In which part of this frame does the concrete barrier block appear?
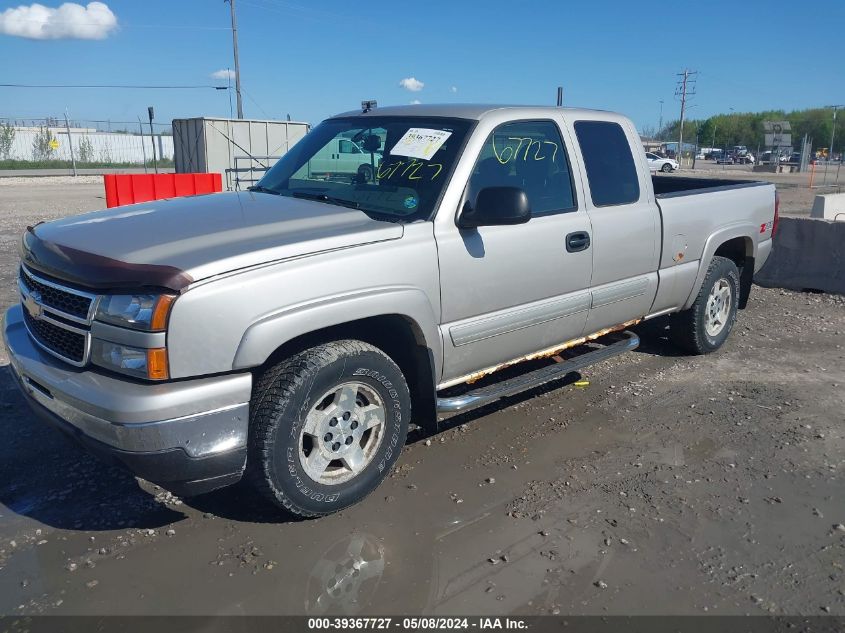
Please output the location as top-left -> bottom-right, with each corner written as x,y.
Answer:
755,217 -> 845,295
810,192 -> 845,221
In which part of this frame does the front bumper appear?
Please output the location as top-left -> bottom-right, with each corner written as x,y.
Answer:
3,304 -> 252,496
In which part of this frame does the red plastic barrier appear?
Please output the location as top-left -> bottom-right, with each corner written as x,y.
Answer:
103,173 -> 222,208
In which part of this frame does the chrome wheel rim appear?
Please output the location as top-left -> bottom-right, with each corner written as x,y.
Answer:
299,382 -> 386,485
704,278 -> 732,337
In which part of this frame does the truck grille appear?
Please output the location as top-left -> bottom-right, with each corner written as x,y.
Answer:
23,309 -> 87,363
20,266 -> 93,320
18,265 -> 97,367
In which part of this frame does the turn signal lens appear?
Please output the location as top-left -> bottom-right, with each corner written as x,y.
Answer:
151,295 -> 175,331
147,348 -> 169,380
91,340 -> 169,381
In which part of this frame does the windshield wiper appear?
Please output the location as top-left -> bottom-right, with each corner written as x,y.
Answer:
247,185 -> 282,196
291,190 -> 360,210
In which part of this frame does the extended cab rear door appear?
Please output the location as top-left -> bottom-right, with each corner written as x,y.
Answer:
562,113 -> 661,333
434,115 -> 593,386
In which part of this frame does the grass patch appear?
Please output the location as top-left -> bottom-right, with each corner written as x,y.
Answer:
0,158 -> 175,170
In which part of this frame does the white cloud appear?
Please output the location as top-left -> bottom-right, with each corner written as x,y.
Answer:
211,69 -> 236,80
409,99 -> 421,105
0,2 -> 118,40
450,86 -> 458,93
399,77 -> 424,92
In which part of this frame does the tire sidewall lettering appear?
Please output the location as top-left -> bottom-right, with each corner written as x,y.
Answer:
270,352 -> 409,510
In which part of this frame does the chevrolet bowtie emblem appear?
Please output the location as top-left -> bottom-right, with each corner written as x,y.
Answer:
23,290 -> 43,320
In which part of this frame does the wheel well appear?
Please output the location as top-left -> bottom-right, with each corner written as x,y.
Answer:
714,237 -> 754,309
259,315 -> 438,433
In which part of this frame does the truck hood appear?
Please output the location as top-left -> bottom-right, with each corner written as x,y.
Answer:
21,191 -> 404,291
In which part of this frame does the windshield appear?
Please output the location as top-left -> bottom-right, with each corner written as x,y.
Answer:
254,116 -> 472,222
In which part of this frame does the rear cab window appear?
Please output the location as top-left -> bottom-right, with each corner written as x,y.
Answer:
574,121 -> 640,207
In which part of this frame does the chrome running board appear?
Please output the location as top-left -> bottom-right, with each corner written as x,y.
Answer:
436,331 -> 639,414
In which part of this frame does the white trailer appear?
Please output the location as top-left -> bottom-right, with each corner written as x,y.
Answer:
172,117 -> 310,190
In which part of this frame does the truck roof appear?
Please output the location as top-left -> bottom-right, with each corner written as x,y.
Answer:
330,104 -> 617,121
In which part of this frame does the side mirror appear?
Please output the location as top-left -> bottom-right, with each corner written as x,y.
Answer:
458,187 -> 531,229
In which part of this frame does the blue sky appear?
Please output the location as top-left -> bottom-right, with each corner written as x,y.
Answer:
1,0 -> 843,131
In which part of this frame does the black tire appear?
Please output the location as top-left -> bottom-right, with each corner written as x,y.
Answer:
661,163 -> 673,173
357,164 -> 374,183
247,340 -> 411,518
669,256 -> 740,355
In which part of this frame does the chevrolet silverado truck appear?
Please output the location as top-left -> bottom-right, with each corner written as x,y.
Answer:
3,105 -> 778,518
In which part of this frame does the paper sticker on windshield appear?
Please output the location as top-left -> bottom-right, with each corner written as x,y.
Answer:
391,128 -> 452,160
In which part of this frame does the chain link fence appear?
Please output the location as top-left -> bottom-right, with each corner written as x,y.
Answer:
0,117 -> 174,167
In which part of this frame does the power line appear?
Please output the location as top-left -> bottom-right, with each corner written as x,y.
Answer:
241,87 -> 270,119
0,83 -> 225,90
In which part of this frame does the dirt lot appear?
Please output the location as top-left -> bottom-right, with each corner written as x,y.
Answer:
0,179 -> 843,616
673,162 -> 844,217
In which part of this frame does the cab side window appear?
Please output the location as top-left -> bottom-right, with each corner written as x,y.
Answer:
466,120 -> 576,217
338,139 -> 361,154
574,121 -> 640,206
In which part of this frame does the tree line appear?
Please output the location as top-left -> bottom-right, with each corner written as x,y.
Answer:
655,107 -> 841,152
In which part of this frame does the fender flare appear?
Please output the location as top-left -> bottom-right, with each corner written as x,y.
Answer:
682,224 -> 756,310
232,285 -> 442,377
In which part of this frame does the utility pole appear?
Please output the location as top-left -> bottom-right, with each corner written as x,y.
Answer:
824,104 -> 842,185
63,110 -> 77,177
227,0 -> 244,119
675,69 -> 697,167
658,99 -> 664,139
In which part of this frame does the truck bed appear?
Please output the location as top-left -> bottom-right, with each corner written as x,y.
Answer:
649,174 -> 776,316
652,175 -> 768,198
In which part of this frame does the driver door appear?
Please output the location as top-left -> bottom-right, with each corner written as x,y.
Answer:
435,118 -> 593,385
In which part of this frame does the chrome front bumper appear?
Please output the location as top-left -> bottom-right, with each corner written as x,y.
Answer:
4,304 -> 252,495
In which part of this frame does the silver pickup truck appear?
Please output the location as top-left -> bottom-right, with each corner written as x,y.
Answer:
3,105 -> 777,518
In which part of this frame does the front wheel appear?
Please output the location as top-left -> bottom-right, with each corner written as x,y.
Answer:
661,163 -> 673,173
670,256 -> 740,354
247,340 -> 411,518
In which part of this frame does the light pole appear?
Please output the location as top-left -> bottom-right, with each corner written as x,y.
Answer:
824,105 -> 842,185
658,99 -> 664,139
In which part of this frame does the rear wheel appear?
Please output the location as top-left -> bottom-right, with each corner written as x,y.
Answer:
357,164 -> 374,183
247,340 -> 410,518
670,256 -> 740,354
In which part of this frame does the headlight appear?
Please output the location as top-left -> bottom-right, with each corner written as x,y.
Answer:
96,294 -> 175,331
91,340 -> 169,380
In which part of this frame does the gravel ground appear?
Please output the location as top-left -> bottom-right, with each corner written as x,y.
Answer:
0,176 -> 105,186
0,180 -> 843,616
667,163 -> 844,217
